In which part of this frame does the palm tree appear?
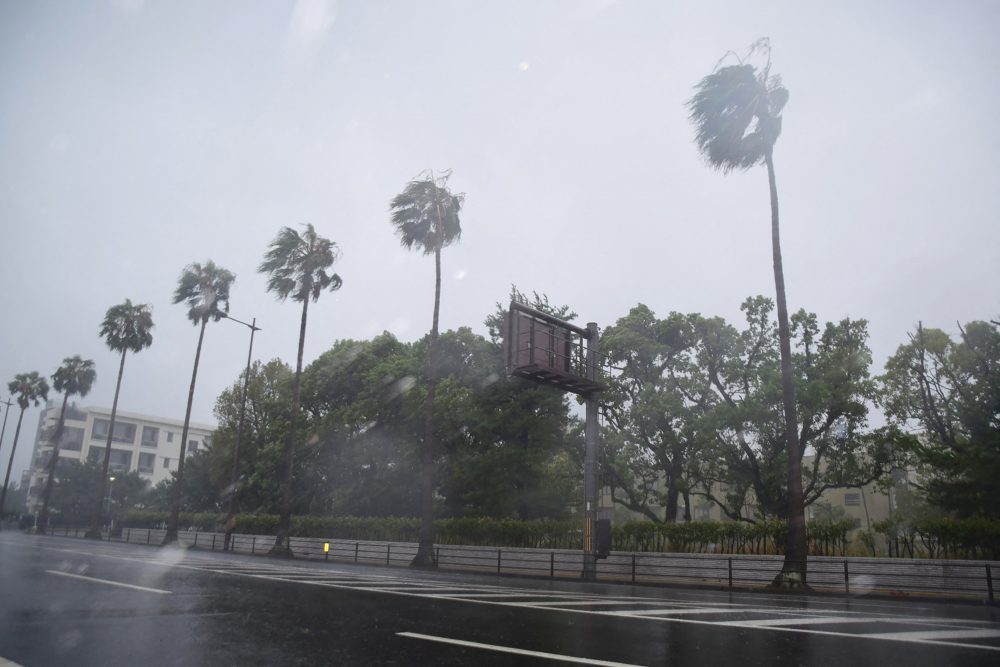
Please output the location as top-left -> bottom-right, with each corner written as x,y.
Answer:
687,39 -> 807,588
258,224 -> 342,555
37,356 -> 97,534
86,299 -> 153,539
389,170 -> 464,566
163,260 -> 235,545
1,372 -> 50,526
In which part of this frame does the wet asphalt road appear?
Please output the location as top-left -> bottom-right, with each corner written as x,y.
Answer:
1,533 -> 999,666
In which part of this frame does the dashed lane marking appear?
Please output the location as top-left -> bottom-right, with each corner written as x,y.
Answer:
45,569 -> 171,594
397,632 -> 647,667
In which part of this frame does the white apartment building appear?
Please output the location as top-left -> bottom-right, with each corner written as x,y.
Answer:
25,400 -> 214,512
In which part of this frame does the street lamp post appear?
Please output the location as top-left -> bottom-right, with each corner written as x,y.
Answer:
105,475 -> 116,533
222,314 -> 259,551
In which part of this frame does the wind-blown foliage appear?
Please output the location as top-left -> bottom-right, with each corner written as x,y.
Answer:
38,356 -> 97,533
688,39 -> 806,587
259,224 -> 342,555
88,300 -> 153,538
163,261 -> 235,544
389,170 -> 464,567
1,372 -> 50,520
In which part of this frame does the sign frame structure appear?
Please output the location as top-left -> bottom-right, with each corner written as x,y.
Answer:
504,301 -> 605,580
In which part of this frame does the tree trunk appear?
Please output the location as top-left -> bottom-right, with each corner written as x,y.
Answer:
412,246 -> 442,567
37,394 -> 69,534
164,318 -> 207,545
765,149 -> 808,589
272,297 -> 309,556
87,350 -> 127,539
0,407 -> 27,526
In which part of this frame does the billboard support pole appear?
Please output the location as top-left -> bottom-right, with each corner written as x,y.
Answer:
582,321 -> 599,581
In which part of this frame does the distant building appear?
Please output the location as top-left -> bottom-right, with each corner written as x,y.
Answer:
24,400 -> 214,513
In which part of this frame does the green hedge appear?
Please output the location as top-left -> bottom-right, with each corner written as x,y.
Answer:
873,516 -> 1000,560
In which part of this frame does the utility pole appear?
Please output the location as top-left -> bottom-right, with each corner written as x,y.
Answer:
582,322 -> 600,581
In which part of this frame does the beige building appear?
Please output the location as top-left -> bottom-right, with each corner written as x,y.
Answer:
24,400 -> 214,512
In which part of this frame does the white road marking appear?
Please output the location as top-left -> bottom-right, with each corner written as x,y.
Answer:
865,629 -> 1000,641
397,632 -> 647,666
717,616 -> 873,627
45,570 -> 171,594
0,657 -> 26,666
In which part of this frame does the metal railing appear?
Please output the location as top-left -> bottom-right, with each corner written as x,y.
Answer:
40,526 -> 998,603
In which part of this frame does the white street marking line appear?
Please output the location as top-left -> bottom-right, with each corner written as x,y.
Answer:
865,629 -> 1000,641
45,570 -> 171,595
512,599 -> 664,607
0,657 -> 26,666
716,616 -> 873,627
433,592 -> 584,599
606,607 -> 780,616
397,632 -> 646,667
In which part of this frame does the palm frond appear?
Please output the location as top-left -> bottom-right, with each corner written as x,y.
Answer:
99,299 -> 155,354
52,356 -> 97,398
173,260 -> 235,324
389,172 -> 464,255
258,224 -> 343,303
8,371 -> 49,410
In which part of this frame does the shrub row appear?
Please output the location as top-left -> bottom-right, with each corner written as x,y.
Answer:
873,516 -> 1000,560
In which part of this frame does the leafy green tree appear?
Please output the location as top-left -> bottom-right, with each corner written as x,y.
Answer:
389,170 -> 464,566
87,299 -> 153,539
49,460 -> 148,525
211,359 -> 294,515
689,298 -> 898,523
164,260 -> 235,544
147,450 -> 220,513
688,40 -> 805,586
600,305 -> 702,523
1,372 -> 50,523
38,356 -> 97,534
259,225 -> 342,555
880,319 -> 1000,517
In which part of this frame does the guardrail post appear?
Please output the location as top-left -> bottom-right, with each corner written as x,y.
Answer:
126,528 -> 131,543
212,534 -> 216,551
987,564 -> 994,603
194,532 -> 199,548
354,542 -> 359,563
386,543 -> 391,565
497,549 -> 502,575
551,552 -> 556,578
632,554 -> 637,584
436,546 -> 440,564
728,558 -> 733,590
251,535 -> 256,554
844,560 -> 850,595
146,529 -> 151,545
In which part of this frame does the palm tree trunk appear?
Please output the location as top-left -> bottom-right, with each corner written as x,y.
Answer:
164,318 -> 207,545
765,149 -> 808,588
87,349 -> 127,539
273,297 -> 309,555
0,407 -> 27,525
412,247 -> 442,567
37,394 -> 69,534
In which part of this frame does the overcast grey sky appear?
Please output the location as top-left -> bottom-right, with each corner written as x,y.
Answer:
2,1 -> 998,485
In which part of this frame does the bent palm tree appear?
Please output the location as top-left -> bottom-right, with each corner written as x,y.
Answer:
87,300 -> 153,539
38,356 -> 97,534
1,372 -> 50,526
163,261 -> 235,545
688,40 -> 807,587
259,224 -> 342,555
389,170 -> 464,567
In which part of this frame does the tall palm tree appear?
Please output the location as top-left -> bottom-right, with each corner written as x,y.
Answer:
86,299 -> 153,539
37,356 -> 97,534
687,40 -> 807,587
258,224 -> 342,555
163,260 -> 235,545
1,372 -> 50,526
389,170 -> 464,566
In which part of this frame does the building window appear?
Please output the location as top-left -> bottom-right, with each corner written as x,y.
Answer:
188,440 -> 199,453
108,449 -> 132,471
141,426 -> 159,448
86,449 -> 102,465
166,432 -> 174,443
61,426 -> 85,451
162,457 -> 171,470
844,493 -> 861,507
92,419 -> 137,444
138,452 -> 155,473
